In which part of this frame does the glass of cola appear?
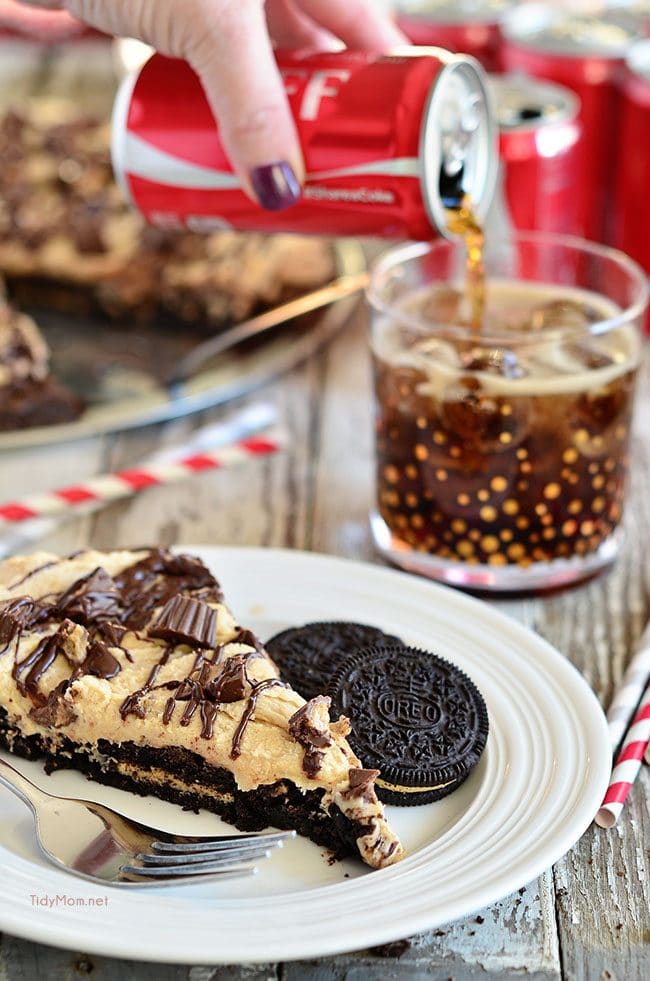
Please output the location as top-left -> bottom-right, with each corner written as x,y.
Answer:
368,232 -> 648,591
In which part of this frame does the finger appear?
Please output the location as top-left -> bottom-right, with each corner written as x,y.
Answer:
266,0 -> 340,52
298,0 -> 407,50
186,0 -> 304,209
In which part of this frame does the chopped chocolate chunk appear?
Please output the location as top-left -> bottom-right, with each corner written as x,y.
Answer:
28,680 -> 76,728
149,595 -> 217,649
58,620 -> 88,665
70,212 -> 106,254
289,696 -> 333,749
208,654 -> 252,704
96,621 -> 127,650
54,567 -> 122,626
82,639 -> 121,680
343,768 -> 381,801
234,628 -> 263,651
302,748 -> 324,779
289,696 -> 333,779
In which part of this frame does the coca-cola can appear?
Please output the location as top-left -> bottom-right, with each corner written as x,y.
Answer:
489,74 -> 582,234
613,39 -> 650,276
501,4 -> 642,243
395,0 -> 517,71
112,49 -> 497,241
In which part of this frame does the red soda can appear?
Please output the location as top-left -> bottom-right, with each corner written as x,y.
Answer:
489,74 -> 582,234
111,49 -> 497,241
395,0 -> 517,72
501,4 -> 642,243
613,39 -> 650,274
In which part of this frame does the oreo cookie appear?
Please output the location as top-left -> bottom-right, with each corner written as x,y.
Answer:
265,621 -> 400,702
327,644 -> 489,806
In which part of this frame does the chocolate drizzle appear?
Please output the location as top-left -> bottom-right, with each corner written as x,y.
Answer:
0,597 -> 49,656
230,678 -> 288,760
119,647 -> 172,721
114,549 -> 222,630
161,647 -> 274,747
54,567 -> 122,625
7,558 -> 60,590
12,630 -> 64,705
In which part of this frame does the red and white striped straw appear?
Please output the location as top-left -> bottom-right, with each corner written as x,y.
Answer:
0,430 -> 285,527
605,622 -> 650,752
596,680 -> 650,828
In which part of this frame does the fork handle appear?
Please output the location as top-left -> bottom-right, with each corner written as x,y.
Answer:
0,756 -> 50,812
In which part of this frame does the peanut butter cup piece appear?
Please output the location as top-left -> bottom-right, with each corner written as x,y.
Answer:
148,595 -> 217,648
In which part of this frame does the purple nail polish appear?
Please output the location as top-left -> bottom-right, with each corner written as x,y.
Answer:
250,162 -> 301,211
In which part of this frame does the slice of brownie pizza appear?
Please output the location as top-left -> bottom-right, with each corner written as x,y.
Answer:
0,301 -> 82,431
0,547 -> 402,869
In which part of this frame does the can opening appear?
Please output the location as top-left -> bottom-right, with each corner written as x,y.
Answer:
419,58 -> 497,239
439,162 -> 466,211
518,106 -> 543,121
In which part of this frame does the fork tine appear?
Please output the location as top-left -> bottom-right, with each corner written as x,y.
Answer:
136,845 -> 272,867
120,859 -> 261,878
151,830 -> 294,854
120,864 -> 257,882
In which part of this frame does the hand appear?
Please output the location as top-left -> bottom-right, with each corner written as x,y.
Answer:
20,1 -> 406,208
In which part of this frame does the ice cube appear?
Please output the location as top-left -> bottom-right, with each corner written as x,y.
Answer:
531,338 -> 615,377
441,376 -> 530,453
463,346 -> 527,379
419,286 -> 469,326
565,341 -> 615,371
529,299 -> 601,332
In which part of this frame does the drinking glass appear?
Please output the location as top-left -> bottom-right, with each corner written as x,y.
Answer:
368,232 -> 649,591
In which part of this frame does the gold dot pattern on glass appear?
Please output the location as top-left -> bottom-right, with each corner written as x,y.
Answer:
373,352 -> 635,567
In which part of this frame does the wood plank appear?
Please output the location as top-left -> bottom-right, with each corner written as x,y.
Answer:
85,358 -> 323,553
283,874 -> 560,980
533,358 -> 650,981
0,934 -> 278,981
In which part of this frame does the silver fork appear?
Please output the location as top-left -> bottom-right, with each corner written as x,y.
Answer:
0,756 -> 293,888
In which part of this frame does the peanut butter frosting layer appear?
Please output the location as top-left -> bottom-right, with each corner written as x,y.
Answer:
0,548 -> 403,869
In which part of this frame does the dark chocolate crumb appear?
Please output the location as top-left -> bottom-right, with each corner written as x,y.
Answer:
369,938 -> 411,958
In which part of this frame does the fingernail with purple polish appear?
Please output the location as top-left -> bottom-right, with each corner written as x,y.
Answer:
250,162 -> 301,211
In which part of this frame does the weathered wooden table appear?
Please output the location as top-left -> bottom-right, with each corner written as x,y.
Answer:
0,43 -> 648,981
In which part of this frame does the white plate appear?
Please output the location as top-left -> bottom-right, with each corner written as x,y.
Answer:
0,547 -> 610,963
